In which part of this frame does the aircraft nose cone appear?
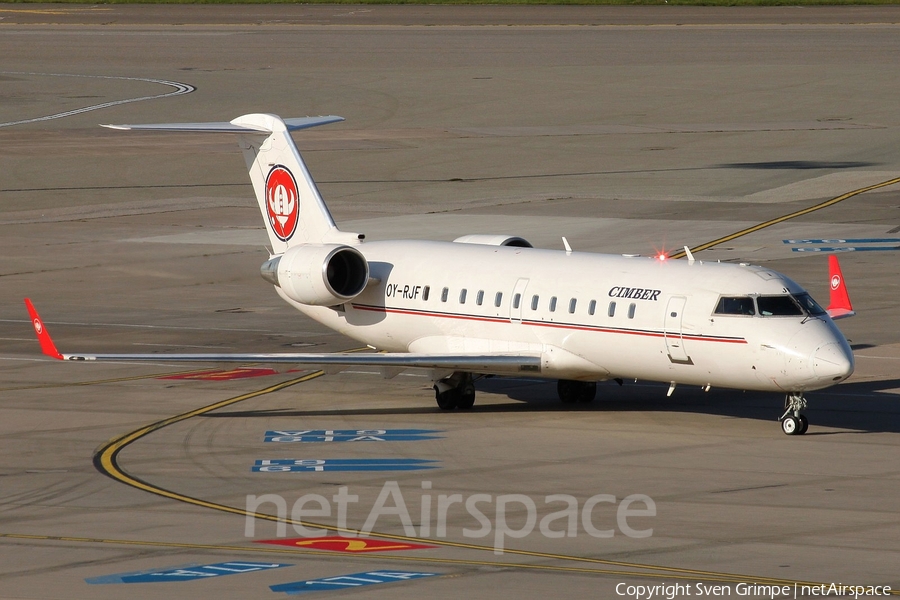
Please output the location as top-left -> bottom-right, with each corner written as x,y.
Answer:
812,342 -> 854,382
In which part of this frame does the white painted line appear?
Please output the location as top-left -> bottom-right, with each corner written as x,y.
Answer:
0,72 -> 195,128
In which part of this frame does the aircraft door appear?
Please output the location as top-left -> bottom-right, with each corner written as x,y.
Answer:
510,278 -> 529,323
664,296 -> 691,363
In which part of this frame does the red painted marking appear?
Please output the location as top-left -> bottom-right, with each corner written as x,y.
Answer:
159,368 -> 294,381
265,165 -> 300,241
256,536 -> 434,553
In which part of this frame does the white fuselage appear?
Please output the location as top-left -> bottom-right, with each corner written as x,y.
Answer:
276,240 -> 854,393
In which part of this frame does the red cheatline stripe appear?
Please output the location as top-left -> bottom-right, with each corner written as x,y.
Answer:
352,304 -> 747,345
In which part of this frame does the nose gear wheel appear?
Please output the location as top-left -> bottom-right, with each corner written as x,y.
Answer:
779,393 -> 809,435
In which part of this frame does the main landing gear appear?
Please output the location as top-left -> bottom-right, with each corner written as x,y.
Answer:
557,379 -> 596,404
434,372 -> 476,410
434,375 -> 600,409
779,392 -> 809,435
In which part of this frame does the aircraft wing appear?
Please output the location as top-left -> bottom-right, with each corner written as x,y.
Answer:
24,300 -> 541,374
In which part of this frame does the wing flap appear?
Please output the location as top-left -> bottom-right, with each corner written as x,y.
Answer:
58,351 -> 541,374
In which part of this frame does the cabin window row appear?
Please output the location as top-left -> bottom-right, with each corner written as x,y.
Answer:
420,286 -> 637,319
430,286 -> 503,307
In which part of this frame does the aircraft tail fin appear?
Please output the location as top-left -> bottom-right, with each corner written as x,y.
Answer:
103,114 -> 359,254
826,254 -> 856,320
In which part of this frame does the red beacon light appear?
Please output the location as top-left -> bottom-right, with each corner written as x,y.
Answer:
651,244 -> 670,262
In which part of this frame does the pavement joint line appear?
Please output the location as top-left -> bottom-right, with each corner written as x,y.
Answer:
670,176 -> 900,259
84,368 -> 892,590
0,368 -> 224,391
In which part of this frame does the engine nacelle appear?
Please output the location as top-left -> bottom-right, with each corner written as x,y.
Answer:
261,244 -> 369,306
452,234 -> 533,248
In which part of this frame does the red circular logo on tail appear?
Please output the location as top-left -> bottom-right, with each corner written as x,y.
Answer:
265,166 -> 300,241
831,275 -> 841,290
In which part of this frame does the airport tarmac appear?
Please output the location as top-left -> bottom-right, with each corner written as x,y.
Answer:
1,5 -> 900,599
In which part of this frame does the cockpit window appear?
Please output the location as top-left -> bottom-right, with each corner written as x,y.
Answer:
714,296 -> 756,316
792,293 -> 826,316
757,295 -> 803,316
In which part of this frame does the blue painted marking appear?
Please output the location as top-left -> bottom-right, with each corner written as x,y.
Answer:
271,570 -> 438,594
86,562 -> 291,584
784,238 -> 900,244
253,458 -> 439,473
264,429 -> 443,443
792,246 -> 900,253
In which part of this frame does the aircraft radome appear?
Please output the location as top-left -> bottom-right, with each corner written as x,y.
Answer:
26,113 -> 856,435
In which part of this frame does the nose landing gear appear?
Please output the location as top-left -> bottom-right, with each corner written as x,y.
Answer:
779,392 -> 809,435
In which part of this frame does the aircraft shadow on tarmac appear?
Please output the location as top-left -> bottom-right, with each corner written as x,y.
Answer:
203,376 -> 900,435
714,160 -> 876,170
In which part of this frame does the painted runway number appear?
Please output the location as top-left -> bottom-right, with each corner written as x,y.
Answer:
264,429 -> 442,443
270,570 -> 438,594
85,562 -> 290,584
252,458 -> 439,472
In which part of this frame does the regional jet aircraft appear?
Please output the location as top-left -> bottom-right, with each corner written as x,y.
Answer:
26,113 -> 856,435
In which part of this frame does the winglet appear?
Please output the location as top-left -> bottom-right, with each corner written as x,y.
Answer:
24,299 -> 64,360
826,255 -> 856,320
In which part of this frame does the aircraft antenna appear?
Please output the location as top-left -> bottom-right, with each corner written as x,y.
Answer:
683,245 -> 696,264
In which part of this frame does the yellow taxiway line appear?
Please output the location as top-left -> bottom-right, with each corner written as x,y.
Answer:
83,370 -> 899,592
670,175 -> 900,259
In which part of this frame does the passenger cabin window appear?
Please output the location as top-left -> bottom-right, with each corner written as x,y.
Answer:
549,297 -> 557,312
441,287 -> 449,302
513,293 -> 521,309
476,290 -> 484,306
628,303 -> 636,319
608,301 -> 616,317
588,300 -> 596,316
714,297 -> 755,316
758,295 -> 803,317
495,292 -> 503,307
569,298 -> 577,314
459,289 -> 467,304
531,295 -> 540,310
423,286 -> 430,301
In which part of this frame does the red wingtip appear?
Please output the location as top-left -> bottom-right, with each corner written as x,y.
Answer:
23,299 -> 64,360
826,255 -> 855,319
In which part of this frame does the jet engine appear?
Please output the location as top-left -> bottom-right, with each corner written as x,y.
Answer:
260,244 -> 369,306
452,234 -> 533,248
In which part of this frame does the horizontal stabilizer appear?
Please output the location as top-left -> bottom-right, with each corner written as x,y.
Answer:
102,115 -> 344,134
